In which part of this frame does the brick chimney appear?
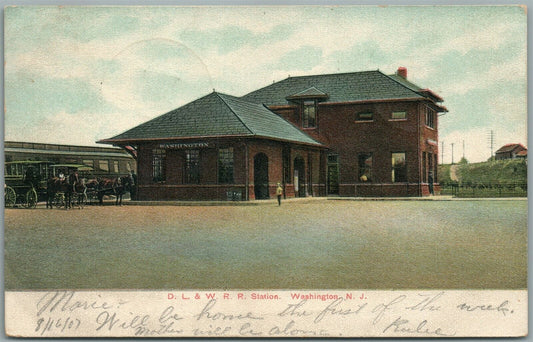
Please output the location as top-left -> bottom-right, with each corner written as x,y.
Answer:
397,67 -> 407,79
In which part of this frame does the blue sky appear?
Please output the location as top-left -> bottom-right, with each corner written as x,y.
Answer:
4,5 -> 527,163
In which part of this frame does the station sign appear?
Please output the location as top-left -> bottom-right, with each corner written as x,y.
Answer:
159,142 -> 209,149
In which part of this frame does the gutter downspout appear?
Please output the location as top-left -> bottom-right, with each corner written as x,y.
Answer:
245,142 -> 249,201
418,103 -> 422,197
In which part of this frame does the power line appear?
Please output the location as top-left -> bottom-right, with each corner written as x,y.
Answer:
451,143 -> 454,164
487,130 -> 495,160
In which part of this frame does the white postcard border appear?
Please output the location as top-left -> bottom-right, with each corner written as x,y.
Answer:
5,289 -> 528,338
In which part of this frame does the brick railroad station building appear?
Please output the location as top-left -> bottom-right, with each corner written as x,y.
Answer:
99,67 -> 447,200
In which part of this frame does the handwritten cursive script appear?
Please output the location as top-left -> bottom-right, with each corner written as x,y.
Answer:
383,316 -> 456,336
196,299 -> 264,321
13,290 -> 521,337
314,298 -> 367,323
457,300 -> 513,316
37,291 -> 124,316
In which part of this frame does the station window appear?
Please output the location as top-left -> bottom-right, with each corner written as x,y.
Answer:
391,152 -> 407,183
356,112 -> 373,121
425,107 -> 435,128
152,149 -> 166,182
433,154 -> 438,183
327,154 -> 338,164
422,152 -> 427,183
218,147 -> 234,184
282,146 -> 291,185
358,153 -> 373,182
185,149 -> 200,184
302,101 -> 317,128
392,111 -> 407,120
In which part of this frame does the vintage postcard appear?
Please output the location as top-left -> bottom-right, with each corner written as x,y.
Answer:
3,5 -> 527,337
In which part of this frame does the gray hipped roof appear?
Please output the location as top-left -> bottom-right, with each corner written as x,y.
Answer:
100,92 -> 322,146
242,70 -> 426,105
100,69 -> 445,146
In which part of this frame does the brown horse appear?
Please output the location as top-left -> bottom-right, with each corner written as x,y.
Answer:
85,178 -> 100,204
96,175 -> 133,205
46,173 -> 86,209
47,177 -> 68,209
72,177 -> 87,208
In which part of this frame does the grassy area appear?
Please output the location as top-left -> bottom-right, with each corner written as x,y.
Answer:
457,159 -> 527,185
5,200 -> 527,290
437,163 -> 452,184
438,159 -> 527,197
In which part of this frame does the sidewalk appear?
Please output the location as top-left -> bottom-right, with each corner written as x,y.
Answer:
329,196 -> 527,201
126,196 -> 323,206
125,195 -> 526,206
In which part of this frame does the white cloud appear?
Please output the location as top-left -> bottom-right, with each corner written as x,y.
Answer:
98,39 -> 214,115
433,22 -> 519,56
4,6 -> 527,152
489,91 -> 526,120
6,110 -> 102,146
486,51 -> 527,83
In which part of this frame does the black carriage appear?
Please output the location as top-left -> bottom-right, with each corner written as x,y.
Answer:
4,161 -> 53,208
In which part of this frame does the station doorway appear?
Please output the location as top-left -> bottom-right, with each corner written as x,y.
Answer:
254,153 -> 269,199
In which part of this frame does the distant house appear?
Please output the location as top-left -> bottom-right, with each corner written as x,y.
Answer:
495,143 -> 527,160
516,150 -> 528,159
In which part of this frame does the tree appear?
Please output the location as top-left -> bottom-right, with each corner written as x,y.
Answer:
458,157 -> 468,164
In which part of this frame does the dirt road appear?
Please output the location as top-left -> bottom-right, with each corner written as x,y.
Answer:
4,200 -> 527,290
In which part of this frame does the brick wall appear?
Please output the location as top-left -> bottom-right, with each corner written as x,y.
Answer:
135,139 -> 324,201
134,98 -> 439,200
271,99 -> 439,197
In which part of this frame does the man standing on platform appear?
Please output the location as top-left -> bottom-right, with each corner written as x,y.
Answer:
276,182 -> 283,206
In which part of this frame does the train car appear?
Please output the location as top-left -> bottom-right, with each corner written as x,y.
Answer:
5,141 -> 136,178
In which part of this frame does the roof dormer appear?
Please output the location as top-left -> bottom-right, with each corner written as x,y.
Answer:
285,86 -> 329,102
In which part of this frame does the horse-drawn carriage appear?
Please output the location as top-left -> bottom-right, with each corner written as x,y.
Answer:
51,164 -> 133,205
4,160 -> 53,208
5,160 -> 134,208
47,164 -> 95,208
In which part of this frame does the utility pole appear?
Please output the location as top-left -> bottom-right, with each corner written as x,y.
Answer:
462,140 -> 465,160
451,143 -> 455,165
487,130 -> 495,161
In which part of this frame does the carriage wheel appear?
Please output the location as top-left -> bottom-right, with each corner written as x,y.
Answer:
54,193 -> 65,209
73,192 -> 87,209
86,191 -> 95,205
4,186 -> 16,208
80,192 -> 88,208
25,188 -> 38,209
